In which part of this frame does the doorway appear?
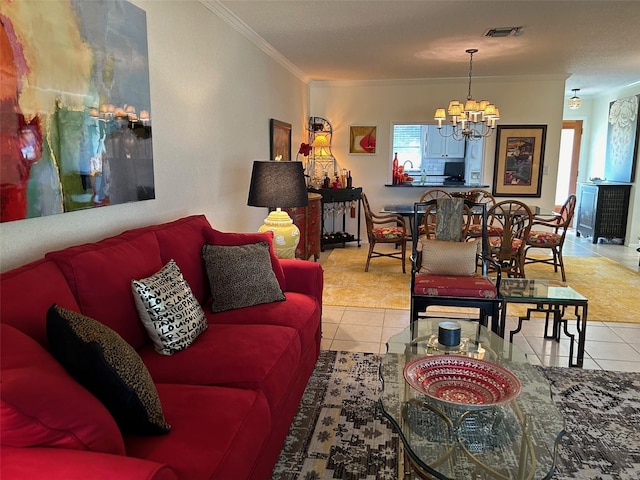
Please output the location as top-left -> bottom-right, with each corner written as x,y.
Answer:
556,120 -> 583,213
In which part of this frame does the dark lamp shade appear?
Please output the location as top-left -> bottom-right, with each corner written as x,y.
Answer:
247,161 -> 309,208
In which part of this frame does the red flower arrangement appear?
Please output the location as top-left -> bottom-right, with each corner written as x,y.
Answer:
298,143 -> 311,156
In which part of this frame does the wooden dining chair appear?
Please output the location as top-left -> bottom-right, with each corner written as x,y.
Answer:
524,194 -> 577,282
362,193 -> 410,273
487,200 -> 533,278
464,190 -> 501,240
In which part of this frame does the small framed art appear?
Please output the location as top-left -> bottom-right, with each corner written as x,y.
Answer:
492,125 -> 547,197
349,125 -> 377,154
270,119 -> 292,161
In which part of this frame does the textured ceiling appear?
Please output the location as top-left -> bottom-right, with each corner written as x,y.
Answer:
212,0 -> 640,97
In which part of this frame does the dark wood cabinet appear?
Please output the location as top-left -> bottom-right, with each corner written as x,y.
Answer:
576,183 -> 631,244
283,193 -> 322,261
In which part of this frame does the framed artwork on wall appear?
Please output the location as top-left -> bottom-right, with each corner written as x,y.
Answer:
270,119 -> 292,161
1,0 -> 154,223
349,125 -> 377,154
492,125 -> 547,197
604,94 -> 639,182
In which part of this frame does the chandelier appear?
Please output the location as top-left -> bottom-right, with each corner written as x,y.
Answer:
434,49 -> 499,141
567,88 -> 582,110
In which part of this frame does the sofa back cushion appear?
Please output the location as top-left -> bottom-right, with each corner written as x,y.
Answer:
0,259 -> 80,346
0,324 -> 125,454
145,215 -> 211,304
46,232 -> 163,349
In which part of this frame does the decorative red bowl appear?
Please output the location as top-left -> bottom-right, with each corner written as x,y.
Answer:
403,355 -> 522,409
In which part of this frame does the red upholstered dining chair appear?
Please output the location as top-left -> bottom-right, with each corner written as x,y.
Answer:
410,198 -> 503,335
524,194 -> 577,282
362,193 -> 410,273
487,200 -> 533,278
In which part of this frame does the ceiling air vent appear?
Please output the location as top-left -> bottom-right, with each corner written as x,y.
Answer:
483,26 -> 523,37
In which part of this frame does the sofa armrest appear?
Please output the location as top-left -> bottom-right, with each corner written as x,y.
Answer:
279,259 -> 323,304
0,447 -> 177,480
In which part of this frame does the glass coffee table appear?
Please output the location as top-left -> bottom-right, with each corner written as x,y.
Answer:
379,319 -> 565,480
499,278 -> 588,368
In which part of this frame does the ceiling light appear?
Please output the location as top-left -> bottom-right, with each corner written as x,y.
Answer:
434,49 -> 499,141
568,89 -> 582,110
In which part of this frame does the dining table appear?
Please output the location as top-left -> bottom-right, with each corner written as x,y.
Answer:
380,203 -> 558,237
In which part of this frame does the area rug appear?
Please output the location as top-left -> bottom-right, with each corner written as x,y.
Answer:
321,246 -> 640,323
271,350 -> 640,480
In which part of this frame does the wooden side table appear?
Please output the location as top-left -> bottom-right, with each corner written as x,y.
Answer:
283,193 -> 321,261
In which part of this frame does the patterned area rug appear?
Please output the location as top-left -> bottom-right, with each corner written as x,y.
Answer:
271,351 -> 640,480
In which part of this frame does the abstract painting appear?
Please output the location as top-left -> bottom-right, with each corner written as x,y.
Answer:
0,0 -> 154,223
604,94 -> 639,182
349,125 -> 377,154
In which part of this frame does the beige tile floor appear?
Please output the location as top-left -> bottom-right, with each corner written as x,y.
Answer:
320,230 -> 640,372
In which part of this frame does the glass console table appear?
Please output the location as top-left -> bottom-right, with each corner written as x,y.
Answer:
499,279 -> 588,368
379,319 -> 565,480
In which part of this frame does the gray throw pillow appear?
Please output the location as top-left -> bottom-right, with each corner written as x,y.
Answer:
202,242 -> 285,313
132,260 -> 207,355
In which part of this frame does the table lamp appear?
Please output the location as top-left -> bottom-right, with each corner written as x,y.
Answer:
247,160 -> 309,259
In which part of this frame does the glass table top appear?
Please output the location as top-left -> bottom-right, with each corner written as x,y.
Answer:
500,278 -> 588,302
379,319 -> 565,480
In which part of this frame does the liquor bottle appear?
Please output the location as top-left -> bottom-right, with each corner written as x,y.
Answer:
392,153 -> 399,185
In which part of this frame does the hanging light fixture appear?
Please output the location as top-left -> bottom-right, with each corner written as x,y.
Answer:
567,88 -> 582,110
434,49 -> 499,141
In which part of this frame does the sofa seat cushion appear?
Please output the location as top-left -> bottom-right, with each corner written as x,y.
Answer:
46,231 -> 164,349
0,324 -> 125,455
139,323 -> 301,411
413,274 -> 498,298
206,292 -> 320,354
125,384 -> 270,480
0,259 -> 80,346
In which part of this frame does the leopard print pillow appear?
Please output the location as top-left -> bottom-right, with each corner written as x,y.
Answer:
47,305 -> 171,435
202,241 -> 285,313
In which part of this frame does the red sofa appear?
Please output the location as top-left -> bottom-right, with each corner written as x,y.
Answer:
0,215 -> 323,480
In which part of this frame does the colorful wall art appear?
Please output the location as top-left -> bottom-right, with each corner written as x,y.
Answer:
604,94 -> 639,183
0,0 -> 154,223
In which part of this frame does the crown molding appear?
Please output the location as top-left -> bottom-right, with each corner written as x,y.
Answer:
200,0 -> 308,83
309,74 -> 570,89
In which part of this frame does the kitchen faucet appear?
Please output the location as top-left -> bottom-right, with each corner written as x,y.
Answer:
403,160 -> 414,169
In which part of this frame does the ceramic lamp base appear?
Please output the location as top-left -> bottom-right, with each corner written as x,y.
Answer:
258,208 -> 300,259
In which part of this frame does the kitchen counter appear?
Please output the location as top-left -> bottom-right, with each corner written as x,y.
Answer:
384,183 -> 490,188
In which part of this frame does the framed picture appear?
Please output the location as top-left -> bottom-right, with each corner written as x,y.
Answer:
604,94 -> 639,182
492,125 -> 547,197
349,125 -> 377,154
270,119 -> 292,161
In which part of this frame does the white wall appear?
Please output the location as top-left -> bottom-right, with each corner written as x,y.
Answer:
0,0 -> 309,272
310,76 -> 566,234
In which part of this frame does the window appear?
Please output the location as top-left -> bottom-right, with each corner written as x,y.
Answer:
392,124 -> 425,172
